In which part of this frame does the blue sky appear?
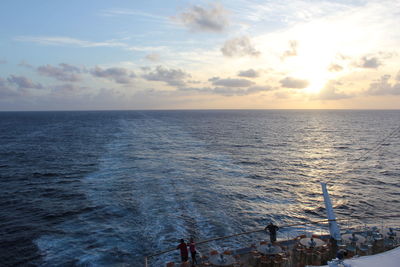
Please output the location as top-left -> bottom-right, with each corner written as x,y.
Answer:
1,0 -> 399,110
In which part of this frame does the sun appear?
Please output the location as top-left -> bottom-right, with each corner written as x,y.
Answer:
304,77 -> 329,94
286,39 -> 339,94
278,19 -> 350,95
288,59 -> 333,94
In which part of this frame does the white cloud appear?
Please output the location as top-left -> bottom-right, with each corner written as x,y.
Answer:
91,66 -> 136,84
313,81 -> 352,100
237,69 -> 259,78
100,8 -> 165,20
18,61 -> 34,68
281,40 -> 298,59
145,53 -> 161,62
279,77 -> 309,89
14,36 -> 127,48
0,77 -> 19,97
221,36 -> 260,57
234,0 -> 354,25
366,74 -> 400,95
181,84 -> 273,96
142,65 -> 190,86
7,75 -> 43,89
37,64 -> 82,82
178,3 -> 229,32
209,77 -> 254,87
328,63 -> 343,72
358,56 -> 382,69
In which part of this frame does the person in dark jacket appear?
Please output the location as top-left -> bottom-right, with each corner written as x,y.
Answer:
265,222 -> 279,243
177,239 -> 188,262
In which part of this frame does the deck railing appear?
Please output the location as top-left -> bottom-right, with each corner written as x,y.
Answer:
144,214 -> 400,267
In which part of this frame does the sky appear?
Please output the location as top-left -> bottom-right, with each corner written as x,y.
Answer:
0,0 -> 399,110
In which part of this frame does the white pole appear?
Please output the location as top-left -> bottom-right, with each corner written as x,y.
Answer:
321,182 -> 341,240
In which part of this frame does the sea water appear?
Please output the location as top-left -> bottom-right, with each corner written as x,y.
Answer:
0,110 -> 399,266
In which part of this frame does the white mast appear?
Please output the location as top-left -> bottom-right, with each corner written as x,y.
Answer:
321,182 -> 341,240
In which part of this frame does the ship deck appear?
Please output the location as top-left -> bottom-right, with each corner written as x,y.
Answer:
165,229 -> 400,267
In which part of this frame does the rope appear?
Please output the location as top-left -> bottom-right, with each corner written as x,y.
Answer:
327,124 -> 400,182
354,124 -> 400,162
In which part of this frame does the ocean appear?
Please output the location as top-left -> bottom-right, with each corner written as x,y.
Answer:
0,110 -> 399,266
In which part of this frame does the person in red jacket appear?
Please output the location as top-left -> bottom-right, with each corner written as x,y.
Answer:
177,239 -> 188,262
189,237 -> 198,266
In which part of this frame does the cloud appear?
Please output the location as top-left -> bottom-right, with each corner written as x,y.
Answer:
358,56 -> 382,69
142,65 -> 190,86
18,60 -> 34,68
279,77 -> 309,89
328,63 -> 343,72
181,84 -> 273,96
50,84 -> 91,97
101,8 -> 165,20
0,59 -> 7,64
52,83 -> 80,92
37,63 -> 82,82
221,36 -> 261,57
237,69 -> 259,78
281,40 -> 298,59
274,91 -> 290,99
366,74 -> 400,95
91,66 -> 136,84
187,80 -> 201,84
58,63 -> 81,73
178,3 -> 229,32
0,77 -> 18,97
246,85 -> 274,94
145,53 -> 161,62
7,75 -> 43,89
314,81 -> 352,100
14,36 -> 127,48
209,77 -> 254,87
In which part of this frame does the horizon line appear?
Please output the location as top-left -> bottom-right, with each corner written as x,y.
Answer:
1,108 -> 400,112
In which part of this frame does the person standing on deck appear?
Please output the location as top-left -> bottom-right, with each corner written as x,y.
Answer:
265,222 -> 279,243
189,237 -> 198,266
177,239 -> 189,263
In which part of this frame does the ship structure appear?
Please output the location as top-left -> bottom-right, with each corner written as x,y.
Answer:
146,183 -> 400,267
